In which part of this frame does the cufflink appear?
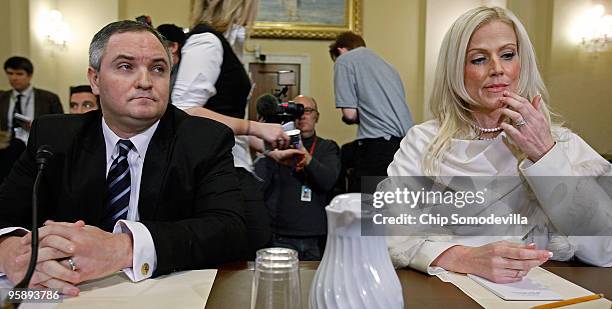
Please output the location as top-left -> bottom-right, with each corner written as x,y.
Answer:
141,263 -> 150,276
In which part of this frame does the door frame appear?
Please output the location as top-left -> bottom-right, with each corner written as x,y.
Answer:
244,54 -> 311,96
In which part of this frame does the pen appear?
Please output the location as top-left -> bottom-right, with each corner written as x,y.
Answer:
531,293 -> 605,309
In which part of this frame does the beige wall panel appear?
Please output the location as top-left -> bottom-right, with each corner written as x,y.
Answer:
546,0 -> 612,155
0,0 -> 30,91
118,0 -> 191,28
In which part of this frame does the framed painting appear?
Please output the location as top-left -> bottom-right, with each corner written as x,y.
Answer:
252,0 -> 362,40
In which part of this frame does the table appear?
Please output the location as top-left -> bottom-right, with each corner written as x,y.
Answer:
204,261 -> 612,308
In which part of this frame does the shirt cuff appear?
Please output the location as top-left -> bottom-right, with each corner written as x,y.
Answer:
172,101 -> 206,110
519,142 -> 571,176
113,220 -> 157,282
410,241 -> 457,275
0,227 -> 28,238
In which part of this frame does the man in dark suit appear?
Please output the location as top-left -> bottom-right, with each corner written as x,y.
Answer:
0,57 -> 63,183
1,56 -> 64,143
0,20 -> 247,296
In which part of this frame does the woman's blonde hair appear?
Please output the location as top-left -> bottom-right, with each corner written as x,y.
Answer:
424,6 -> 556,175
191,0 -> 259,33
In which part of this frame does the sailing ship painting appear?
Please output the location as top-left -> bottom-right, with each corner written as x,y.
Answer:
257,0 -> 346,25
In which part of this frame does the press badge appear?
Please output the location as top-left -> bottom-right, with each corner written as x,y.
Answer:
300,185 -> 312,202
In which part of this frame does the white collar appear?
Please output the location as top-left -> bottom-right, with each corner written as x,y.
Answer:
101,117 -> 160,161
12,85 -> 33,98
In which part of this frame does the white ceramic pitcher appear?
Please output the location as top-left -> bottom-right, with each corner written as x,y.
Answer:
308,193 -> 404,309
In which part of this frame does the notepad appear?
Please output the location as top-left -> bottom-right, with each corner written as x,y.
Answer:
14,113 -> 32,122
467,274 -> 563,301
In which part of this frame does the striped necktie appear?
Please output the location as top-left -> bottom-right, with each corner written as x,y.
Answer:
102,139 -> 134,231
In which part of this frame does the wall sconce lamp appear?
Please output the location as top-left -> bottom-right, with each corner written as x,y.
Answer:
41,10 -> 71,47
575,4 -> 611,53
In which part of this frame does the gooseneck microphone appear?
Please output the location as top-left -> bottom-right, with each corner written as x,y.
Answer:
2,145 -> 54,309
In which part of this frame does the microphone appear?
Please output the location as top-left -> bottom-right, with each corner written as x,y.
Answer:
255,94 -> 280,120
35,145 -> 54,170
3,145 -> 54,308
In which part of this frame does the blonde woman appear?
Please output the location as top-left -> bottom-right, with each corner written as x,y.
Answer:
386,7 -> 612,283
172,0 -> 282,258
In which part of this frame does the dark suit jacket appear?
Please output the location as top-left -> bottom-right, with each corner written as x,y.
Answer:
0,105 -> 248,276
0,88 -> 64,131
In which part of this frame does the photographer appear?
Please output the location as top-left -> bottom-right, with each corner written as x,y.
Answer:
254,95 -> 340,260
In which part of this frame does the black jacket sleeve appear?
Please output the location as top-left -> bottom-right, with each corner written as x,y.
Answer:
0,118 -> 40,229
141,122 -> 248,276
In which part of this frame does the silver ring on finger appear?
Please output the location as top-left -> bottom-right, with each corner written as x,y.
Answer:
67,258 -> 77,271
514,118 -> 527,128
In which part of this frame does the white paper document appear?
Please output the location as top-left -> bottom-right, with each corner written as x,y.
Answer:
437,267 -> 612,309
1,269 -> 217,309
13,113 -> 32,122
467,274 -> 562,301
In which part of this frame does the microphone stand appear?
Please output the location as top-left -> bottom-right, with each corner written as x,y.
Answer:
2,146 -> 52,309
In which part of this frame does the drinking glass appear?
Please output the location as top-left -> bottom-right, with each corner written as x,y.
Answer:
250,247 -> 301,309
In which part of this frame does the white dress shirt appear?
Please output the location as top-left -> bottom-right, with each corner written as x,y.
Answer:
0,118 -> 161,283
6,85 -> 34,143
102,118 -> 159,282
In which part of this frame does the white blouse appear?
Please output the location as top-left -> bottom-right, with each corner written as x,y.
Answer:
171,32 -> 253,172
385,120 -> 612,274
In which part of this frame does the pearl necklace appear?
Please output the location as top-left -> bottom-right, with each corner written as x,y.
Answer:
474,126 -> 502,133
474,125 -> 502,140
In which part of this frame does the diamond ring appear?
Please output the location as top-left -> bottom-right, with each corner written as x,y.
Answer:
67,258 -> 77,271
515,118 -> 527,127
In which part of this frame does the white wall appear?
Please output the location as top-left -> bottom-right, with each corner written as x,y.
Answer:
28,0 -> 61,94
55,0 -> 119,104
546,0 -> 612,154
0,0 -> 118,108
0,0 -> 30,91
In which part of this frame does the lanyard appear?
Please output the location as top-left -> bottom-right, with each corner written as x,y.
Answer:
307,136 -> 317,156
300,135 -> 317,186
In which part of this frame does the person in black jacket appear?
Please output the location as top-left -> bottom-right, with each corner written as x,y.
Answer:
255,95 -> 340,260
1,56 -> 64,183
1,56 -> 64,142
0,20 -> 246,296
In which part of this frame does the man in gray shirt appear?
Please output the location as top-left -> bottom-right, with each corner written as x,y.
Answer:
330,31 -> 413,192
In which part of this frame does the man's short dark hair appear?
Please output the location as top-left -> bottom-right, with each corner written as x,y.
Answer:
4,56 -> 34,75
329,31 -> 366,61
156,24 -> 186,46
69,85 -> 94,96
89,20 -> 171,71
70,84 -> 99,105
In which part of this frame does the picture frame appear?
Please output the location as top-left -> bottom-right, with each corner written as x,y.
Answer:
251,0 -> 362,40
